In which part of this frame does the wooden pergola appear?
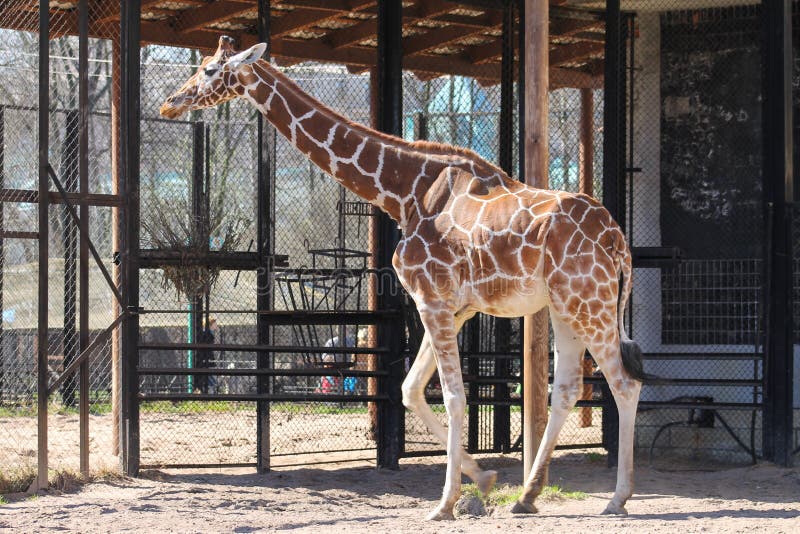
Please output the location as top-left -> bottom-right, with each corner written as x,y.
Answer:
2,0 -> 604,88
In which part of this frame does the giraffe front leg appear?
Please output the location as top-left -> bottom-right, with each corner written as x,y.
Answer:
416,307 -> 465,521
402,330 -> 497,495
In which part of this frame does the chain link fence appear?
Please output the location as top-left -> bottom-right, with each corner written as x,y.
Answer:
0,0 -> 124,481
3,1 -> 795,477
627,2 -> 769,467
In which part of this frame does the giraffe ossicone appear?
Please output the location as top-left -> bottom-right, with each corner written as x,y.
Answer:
161,36 -> 646,520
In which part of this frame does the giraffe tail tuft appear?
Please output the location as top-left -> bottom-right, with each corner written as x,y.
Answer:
616,232 -> 652,382
620,339 -> 648,382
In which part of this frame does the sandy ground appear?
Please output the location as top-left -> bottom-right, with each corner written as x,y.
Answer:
2,408 -> 600,469
1,453 -> 799,533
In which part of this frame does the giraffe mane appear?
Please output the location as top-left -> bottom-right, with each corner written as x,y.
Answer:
253,60 -> 510,181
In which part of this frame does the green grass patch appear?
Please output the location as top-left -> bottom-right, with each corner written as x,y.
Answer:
586,452 -> 604,463
139,400 -> 243,414
0,398 -> 113,418
0,495 -> 8,505
462,482 -> 587,508
541,485 -> 587,501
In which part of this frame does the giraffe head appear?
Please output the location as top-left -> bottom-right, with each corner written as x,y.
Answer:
160,36 -> 267,119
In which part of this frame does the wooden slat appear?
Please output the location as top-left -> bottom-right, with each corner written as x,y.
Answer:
403,18 -> 500,56
272,0 -> 375,38
468,16 -> 603,64
175,0 -> 254,34
550,41 -> 604,67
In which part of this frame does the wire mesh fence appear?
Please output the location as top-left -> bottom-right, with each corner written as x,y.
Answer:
2,1 -> 796,477
627,2 -> 768,467
0,0 -> 124,478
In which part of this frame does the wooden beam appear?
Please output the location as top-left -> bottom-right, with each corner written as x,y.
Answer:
403,21 -> 497,56
551,17 -> 603,36
550,41 -> 604,67
272,1 -> 375,38
326,16 -> 378,49
468,16 -> 603,64
174,1 -> 254,34
325,0 -> 457,50
522,0 -> 550,486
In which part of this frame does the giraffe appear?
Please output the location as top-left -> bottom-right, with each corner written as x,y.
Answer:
160,36 -> 646,520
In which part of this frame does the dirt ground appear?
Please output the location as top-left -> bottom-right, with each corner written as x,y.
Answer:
2,453 -> 799,533
1,407 -> 600,469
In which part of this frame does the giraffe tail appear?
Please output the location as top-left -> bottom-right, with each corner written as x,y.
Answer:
616,235 -> 649,382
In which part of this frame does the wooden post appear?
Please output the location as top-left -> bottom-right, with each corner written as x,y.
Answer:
522,0 -> 550,480
111,39 -> 122,457
578,87 -> 594,428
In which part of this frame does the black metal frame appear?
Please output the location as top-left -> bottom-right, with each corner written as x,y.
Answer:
120,0 -> 142,476
762,0 -> 795,467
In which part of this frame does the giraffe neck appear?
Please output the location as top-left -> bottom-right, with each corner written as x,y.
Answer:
236,60 -> 508,227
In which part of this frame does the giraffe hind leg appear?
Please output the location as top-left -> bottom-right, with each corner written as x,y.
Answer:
513,314 -> 585,513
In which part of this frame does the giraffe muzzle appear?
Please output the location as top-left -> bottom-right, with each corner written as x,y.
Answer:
160,95 -> 188,119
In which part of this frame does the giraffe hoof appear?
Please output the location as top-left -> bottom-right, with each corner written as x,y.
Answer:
601,503 -> 628,516
476,470 -> 498,496
510,500 -> 538,514
426,507 -> 455,521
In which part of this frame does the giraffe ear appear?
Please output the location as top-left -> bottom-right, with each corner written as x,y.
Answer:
227,43 -> 267,69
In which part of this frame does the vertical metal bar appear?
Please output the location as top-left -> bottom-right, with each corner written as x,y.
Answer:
256,0 -> 273,473
61,111 -> 78,407
467,321 -> 479,452
120,0 -> 141,476
189,121 -> 205,393
37,0 -> 51,490
376,0 -> 405,469
499,4 -> 514,176
493,2 -> 515,453
110,38 -> 122,458
0,106 -> 4,403
762,0 -> 794,467
78,0 -> 90,474
601,0 -> 623,467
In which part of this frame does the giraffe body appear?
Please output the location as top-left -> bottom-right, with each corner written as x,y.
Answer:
161,37 -> 645,520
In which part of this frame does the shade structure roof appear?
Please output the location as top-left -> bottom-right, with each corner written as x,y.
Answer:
1,1 -> 605,87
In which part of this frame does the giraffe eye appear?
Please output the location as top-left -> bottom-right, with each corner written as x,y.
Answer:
204,65 -> 219,77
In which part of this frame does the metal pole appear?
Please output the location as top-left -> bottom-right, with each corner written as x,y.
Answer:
120,0 -> 141,476
37,0 -> 51,490
521,0 -> 550,481
375,0 -> 405,470
256,0 -> 273,473
189,121 -> 205,394
761,0 -> 794,467
78,0 -> 90,474
61,111 -> 79,409
579,87 -> 593,429
110,38 -> 122,457
493,1 -> 515,454
0,106 -> 4,403
601,0 -> 622,466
